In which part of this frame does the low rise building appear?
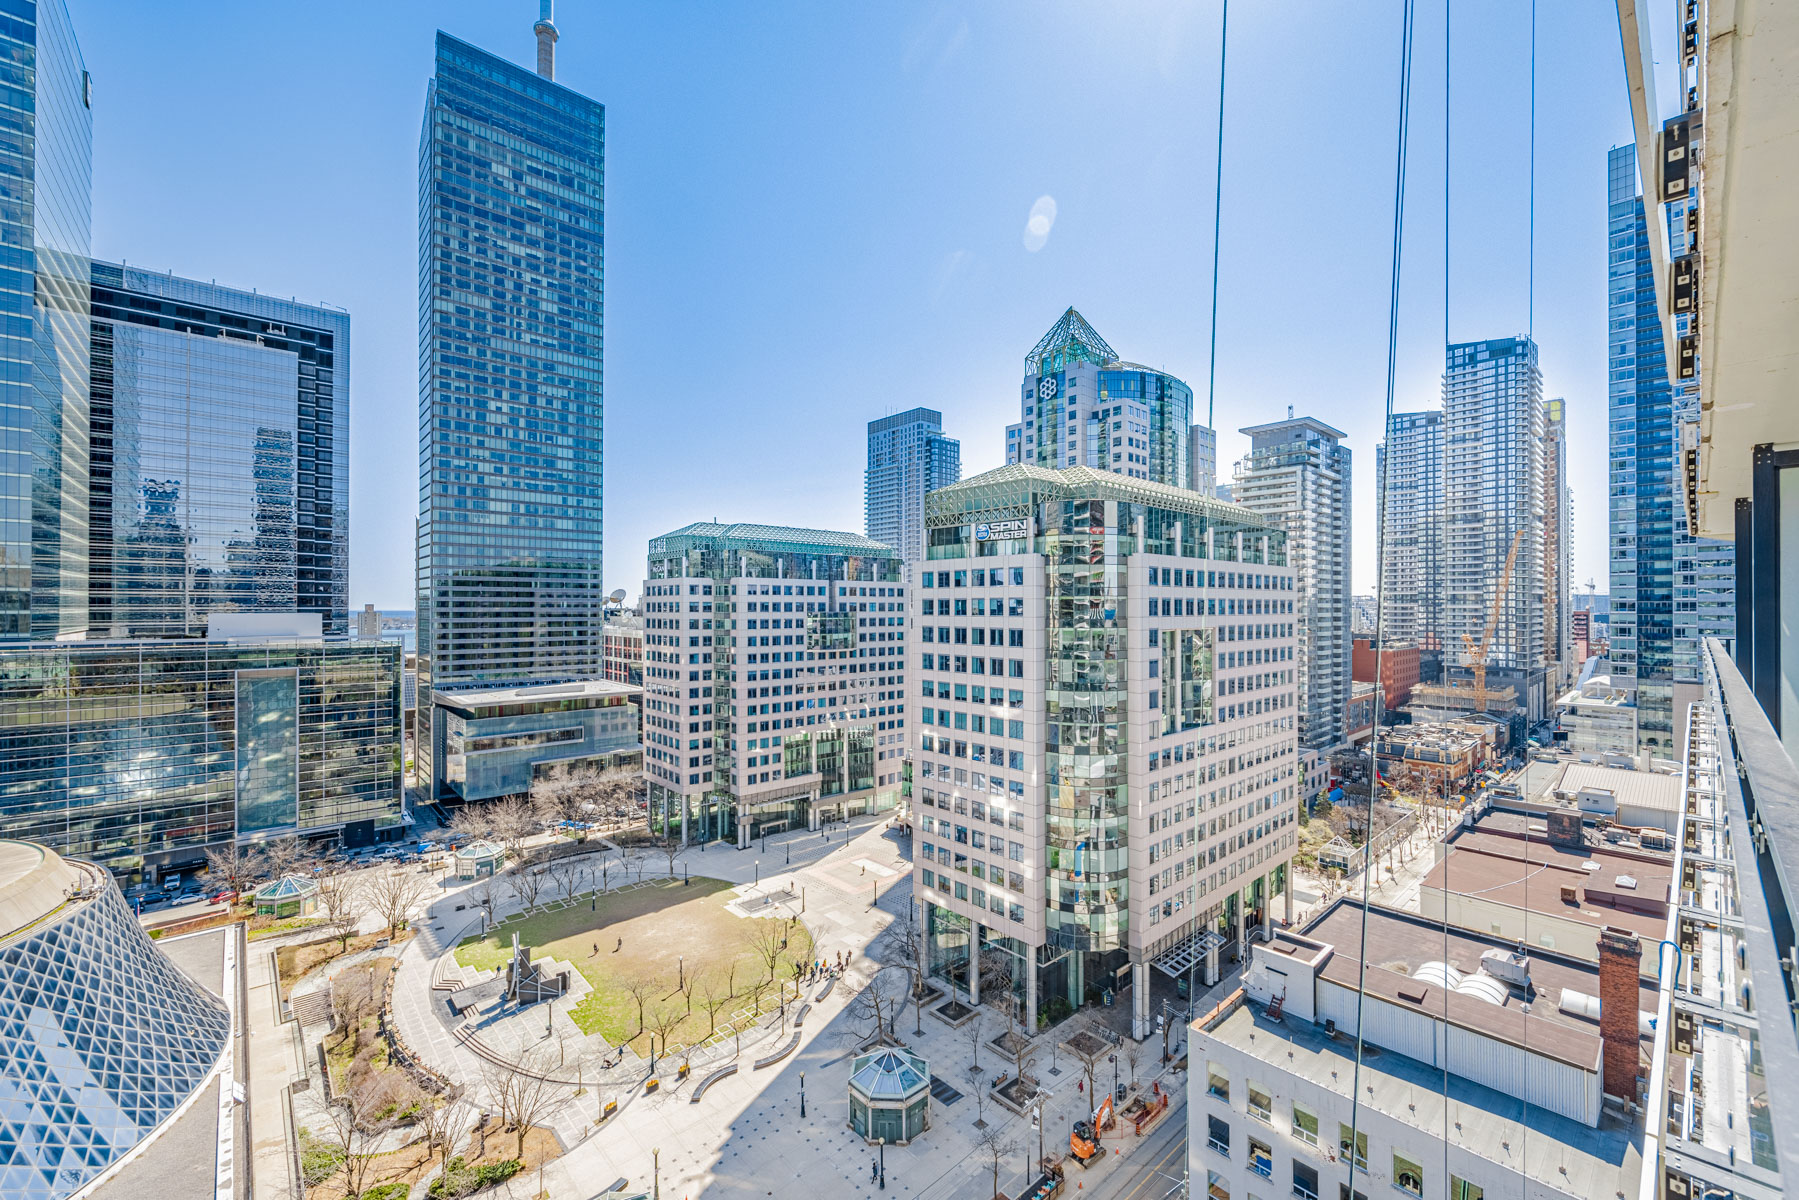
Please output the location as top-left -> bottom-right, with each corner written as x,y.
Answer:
1353,637 -> 1419,712
0,616 -> 406,877
914,465 -> 1301,1036
1344,681 -> 1378,744
1555,666 -> 1639,757
1374,723 -> 1485,794
603,611 -> 645,687
1189,902 -> 1657,1200
433,679 -> 641,805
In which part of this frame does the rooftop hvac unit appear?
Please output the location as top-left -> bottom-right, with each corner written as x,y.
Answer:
1479,947 -> 1532,988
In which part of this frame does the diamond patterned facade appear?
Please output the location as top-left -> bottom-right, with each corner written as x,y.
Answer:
0,851 -> 228,1200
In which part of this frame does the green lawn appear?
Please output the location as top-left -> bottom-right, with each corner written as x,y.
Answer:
454,877 -> 812,1054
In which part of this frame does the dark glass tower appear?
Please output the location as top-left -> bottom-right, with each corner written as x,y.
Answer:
416,24 -> 606,795
0,0 -> 91,641
87,261 -> 351,638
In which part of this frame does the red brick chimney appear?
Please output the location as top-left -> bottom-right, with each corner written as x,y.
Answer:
1597,926 -> 1643,1102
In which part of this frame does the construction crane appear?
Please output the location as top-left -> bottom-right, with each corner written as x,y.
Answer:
1460,530 -> 1525,713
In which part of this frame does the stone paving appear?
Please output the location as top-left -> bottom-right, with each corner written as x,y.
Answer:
377,815 -> 1234,1199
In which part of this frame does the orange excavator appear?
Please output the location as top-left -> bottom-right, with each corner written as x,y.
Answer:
1070,1095 -> 1114,1166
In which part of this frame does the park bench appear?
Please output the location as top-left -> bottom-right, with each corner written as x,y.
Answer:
691,1063 -> 738,1102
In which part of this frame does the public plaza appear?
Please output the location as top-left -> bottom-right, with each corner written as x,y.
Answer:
242,815 -> 1213,1200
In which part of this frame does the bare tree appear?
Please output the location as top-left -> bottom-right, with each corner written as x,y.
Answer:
751,920 -> 788,984
679,964 -> 697,1016
593,844 -> 616,895
481,1046 -> 568,1159
1123,1039 -> 1143,1089
472,877 -> 500,927
1067,1024 -> 1112,1103
973,1124 -> 1017,1198
620,973 -> 656,1038
486,796 -> 539,861
363,870 -> 431,939
622,846 -> 647,883
962,1011 -> 987,1073
848,969 -> 907,1046
317,874 -> 361,952
259,835 -> 307,882
888,914 -> 930,1034
547,857 -> 583,904
329,963 -> 380,1056
418,1087 -> 473,1175
698,970 -> 732,1038
968,1066 -> 992,1129
504,863 -> 546,912
646,1002 -> 685,1066
658,834 -> 685,879
319,1074 -> 402,1199
448,805 -> 490,844
203,842 -> 258,894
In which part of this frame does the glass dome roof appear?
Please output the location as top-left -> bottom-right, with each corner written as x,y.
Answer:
847,1048 -> 930,1102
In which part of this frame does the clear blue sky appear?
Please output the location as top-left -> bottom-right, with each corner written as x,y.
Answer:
81,1 -> 1646,608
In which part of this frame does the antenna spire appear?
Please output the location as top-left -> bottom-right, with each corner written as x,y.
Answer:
533,0 -> 558,80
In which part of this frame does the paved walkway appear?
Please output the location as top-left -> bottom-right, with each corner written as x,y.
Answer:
382,815 -> 1224,1199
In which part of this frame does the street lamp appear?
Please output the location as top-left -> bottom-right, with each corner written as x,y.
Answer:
876,1137 -> 887,1190
800,1070 -> 806,1118
754,860 -> 760,886
1109,1052 -> 1119,1102
652,1147 -> 661,1200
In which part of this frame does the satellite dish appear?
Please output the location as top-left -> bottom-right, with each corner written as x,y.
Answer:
609,589 -> 627,603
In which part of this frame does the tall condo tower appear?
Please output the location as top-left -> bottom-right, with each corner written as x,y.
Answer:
1442,338 -> 1546,677
1543,397 -> 1573,680
1002,308 -> 1191,487
866,408 -> 961,564
416,20 -> 607,798
1375,411 -> 1445,651
1233,417 -> 1351,749
0,0 -> 89,641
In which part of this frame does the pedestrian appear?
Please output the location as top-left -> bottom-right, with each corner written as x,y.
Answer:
616,936 -> 622,952
591,942 -> 598,957
871,1160 -> 878,1183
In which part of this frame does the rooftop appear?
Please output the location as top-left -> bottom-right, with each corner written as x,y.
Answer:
1301,901 -> 1660,1068
1546,762 -> 1680,814
434,678 -> 640,711
0,840 -> 91,943
926,463 -> 1278,527
1421,819 -> 1674,942
649,522 -> 897,557
1201,999 -> 1642,1199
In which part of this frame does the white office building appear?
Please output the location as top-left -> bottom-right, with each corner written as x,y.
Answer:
1232,417 -> 1351,750
914,465 -> 1300,1037
1190,423 -> 1218,497
641,523 -> 908,845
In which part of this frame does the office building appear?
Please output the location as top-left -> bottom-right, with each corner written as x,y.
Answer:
358,604 -> 380,640
0,0 -> 88,642
865,407 -> 960,564
1232,417 -> 1351,750
1444,337 -> 1546,674
1374,410 -> 1444,649
641,523 -> 907,845
434,678 -> 640,805
1553,664 -> 1640,757
415,18 -> 608,798
1002,308 -> 1191,486
0,617 -> 404,875
1189,423 -> 1217,497
87,261 -> 351,638
914,464 -> 1299,1035
0,841 -> 231,1200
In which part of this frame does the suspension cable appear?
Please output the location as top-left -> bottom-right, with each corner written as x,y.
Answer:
1440,8 -> 1453,1194
1346,0 -> 1417,1193
1204,0 -> 1229,431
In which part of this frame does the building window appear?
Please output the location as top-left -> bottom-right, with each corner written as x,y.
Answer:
1338,1125 -> 1367,1171
1291,1102 -> 1318,1147
1249,1136 -> 1273,1179
1207,1063 -> 1230,1102
1393,1154 -> 1423,1197
1293,1163 -> 1320,1200
1247,1083 -> 1271,1123
1450,1179 -> 1482,1200
1207,1116 -> 1231,1156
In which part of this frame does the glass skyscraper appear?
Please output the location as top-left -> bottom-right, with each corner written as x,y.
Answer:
866,407 -> 960,564
0,0 -> 90,641
87,261 -> 351,638
1606,145 -> 1733,755
416,27 -> 607,795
